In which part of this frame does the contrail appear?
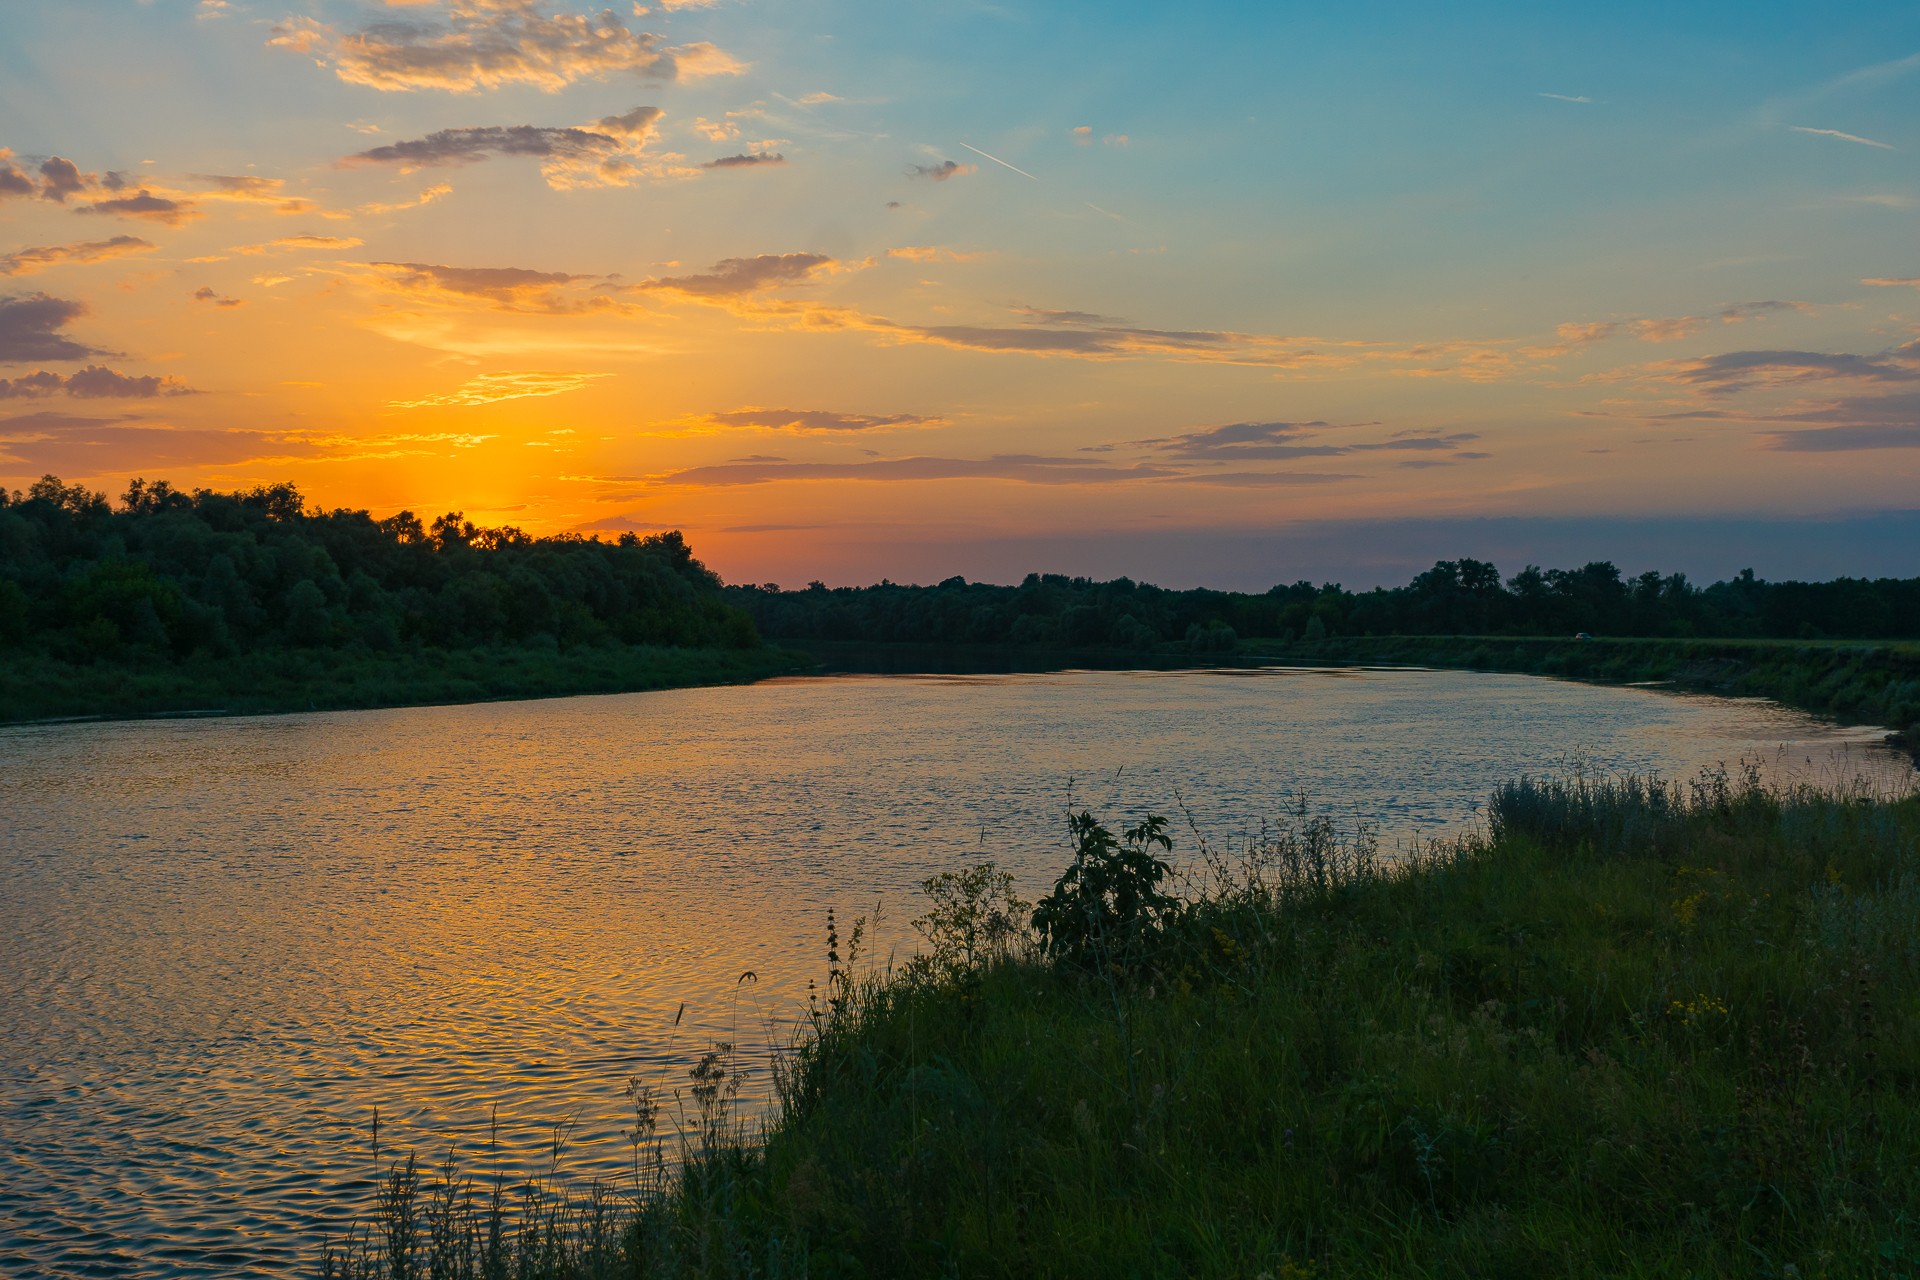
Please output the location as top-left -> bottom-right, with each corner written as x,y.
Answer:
1790,125 -> 1895,149
957,141 -> 1039,181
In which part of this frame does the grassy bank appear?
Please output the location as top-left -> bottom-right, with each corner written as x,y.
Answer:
0,643 -> 811,724
325,771 -> 1920,1278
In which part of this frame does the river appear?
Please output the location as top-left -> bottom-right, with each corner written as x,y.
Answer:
0,666 -> 1909,1276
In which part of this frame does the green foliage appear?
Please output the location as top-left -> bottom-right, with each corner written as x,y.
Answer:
910,862 -> 1031,975
726,557 -> 1920,651
0,474 -> 775,721
1031,811 -> 1177,968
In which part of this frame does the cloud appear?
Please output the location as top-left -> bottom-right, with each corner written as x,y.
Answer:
0,414 -> 324,474
0,236 -> 155,277
355,259 -> 625,313
359,182 -> 456,214
906,160 -> 973,181
1131,419 -> 1480,462
1790,125 -> 1894,149
38,157 -> 94,202
700,407 -> 943,433
0,364 -> 195,399
250,234 -> 365,253
887,245 -> 986,264
0,149 -> 37,199
1720,299 -> 1812,322
75,190 -> 201,225
703,151 -> 784,169
269,1 -> 743,93
654,453 -> 1184,487
390,370 -> 609,407
1659,341 -> 1920,394
1539,92 -> 1592,104
1158,470 -> 1360,486
0,293 -> 102,363
1071,126 -> 1093,144
642,252 -> 836,298
1555,321 -> 1618,344
691,116 -> 739,141
346,106 -> 668,188
192,286 -> 245,307
1630,315 -> 1706,343
1758,424 -> 1920,451
1864,276 -> 1920,289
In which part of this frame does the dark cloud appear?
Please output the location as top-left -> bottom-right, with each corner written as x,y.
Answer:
0,365 -> 194,399
1128,420 -> 1480,464
1138,420 -> 1342,461
38,157 -> 91,202
1159,471 -> 1361,486
656,454 -> 1183,487
906,160 -> 973,181
0,236 -> 155,277
268,5 -> 739,93
76,190 -> 200,225
644,253 -> 835,297
1759,425 -> 1920,451
1015,306 -> 1124,327
0,152 -> 35,198
346,107 -> 665,189
190,173 -> 280,195
703,152 -> 785,169
367,260 -> 590,307
0,293 -> 101,363
192,286 -> 245,308
1719,300 -> 1811,323
904,322 -> 1234,357
1664,342 -> 1920,395
703,408 -> 939,433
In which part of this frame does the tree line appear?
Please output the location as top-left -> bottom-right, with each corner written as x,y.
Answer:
726,557 -> 1920,650
0,475 -> 758,662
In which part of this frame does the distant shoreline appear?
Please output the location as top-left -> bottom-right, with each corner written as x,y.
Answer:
0,643 -> 813,728
787,634 -> 1920,755
6,636 -> 1916,759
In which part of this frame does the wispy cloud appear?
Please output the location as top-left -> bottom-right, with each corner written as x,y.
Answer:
1539,93 -> 1592,104
192,286 -> 245,308
0,236 -> 155,277
702,151 -> 785,169
698,407 -> 943,433
1789,125 -> 1894,149
641,252 -> 838,298
346,107 -> 672,189
354,260 -> 626,314
906,159 -> 974,181
270,1 -> 743,93
391,370 -> 609,407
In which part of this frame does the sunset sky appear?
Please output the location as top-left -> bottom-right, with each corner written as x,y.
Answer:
3,1 -> 1919,587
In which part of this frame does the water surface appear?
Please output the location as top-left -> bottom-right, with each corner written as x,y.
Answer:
0,667 -> 1907,1276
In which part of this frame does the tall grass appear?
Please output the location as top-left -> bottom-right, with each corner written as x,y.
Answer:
321,767 -> 1920,1278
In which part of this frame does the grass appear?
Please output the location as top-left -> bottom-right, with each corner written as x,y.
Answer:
320,768 -> 1920,1278
0,642 -> 812,724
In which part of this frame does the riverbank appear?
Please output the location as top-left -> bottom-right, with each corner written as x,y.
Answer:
326,772 -> 1920,1278
0,643 -> 812,725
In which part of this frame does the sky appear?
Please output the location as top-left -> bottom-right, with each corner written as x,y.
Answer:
2,0 -> 1919,589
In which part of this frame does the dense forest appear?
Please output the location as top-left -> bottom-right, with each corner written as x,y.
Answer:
728,559 -> 1920,650
0,475 -> 758,662
4,472 -> 1917,677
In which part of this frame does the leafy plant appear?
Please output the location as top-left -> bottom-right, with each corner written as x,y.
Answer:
1031,811 -> 1177,967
